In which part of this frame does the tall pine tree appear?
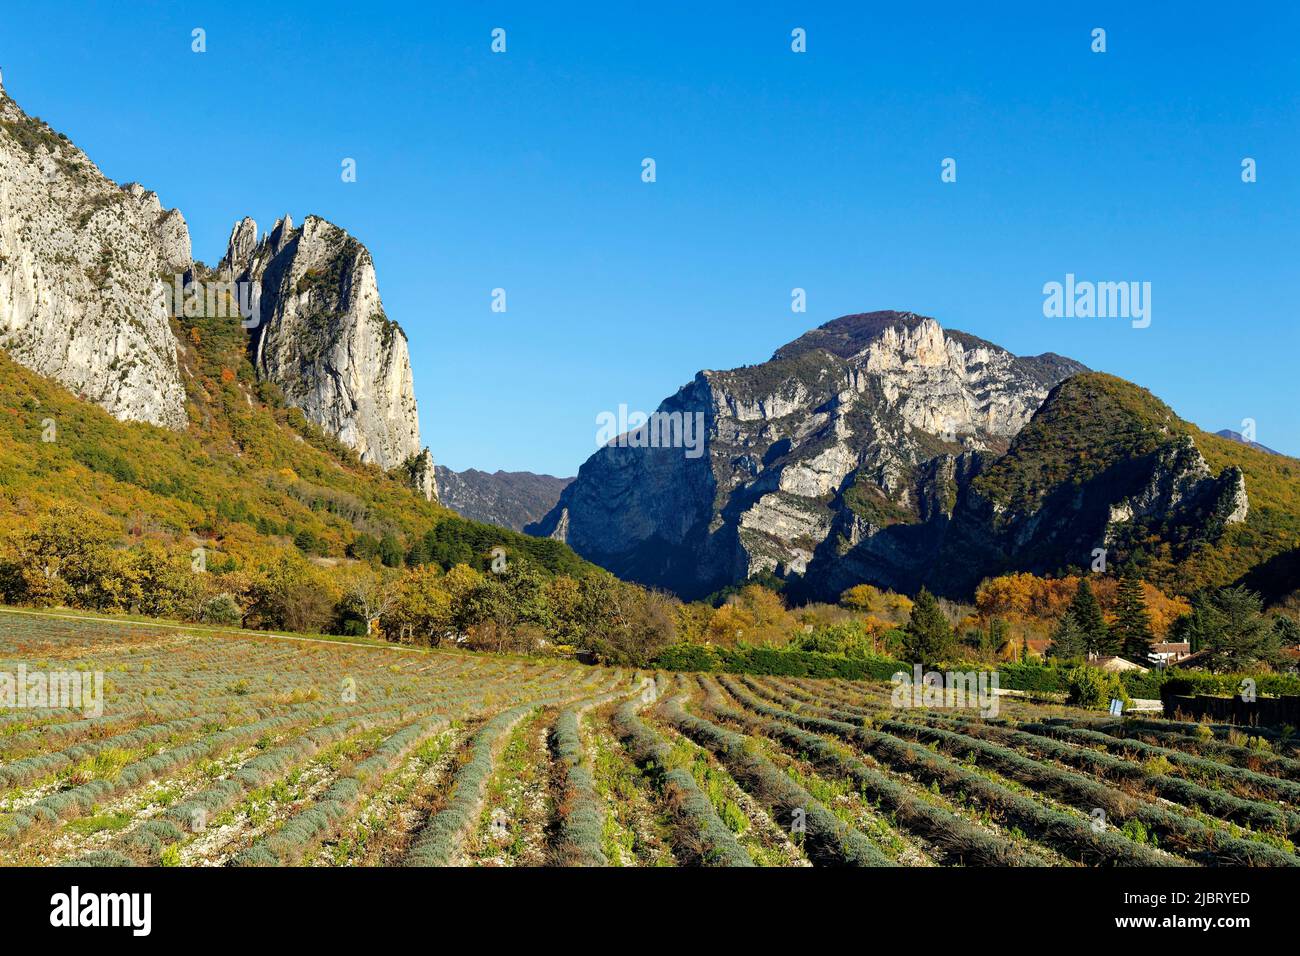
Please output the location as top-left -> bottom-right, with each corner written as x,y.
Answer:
1113,567 -> 1155,663
1048,610 -> 1088,660
1068,577 -> 1114,656
1199,587 -> 1281,672
902,587 -> 954,662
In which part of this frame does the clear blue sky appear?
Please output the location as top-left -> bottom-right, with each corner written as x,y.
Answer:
5,1 -> 1298,472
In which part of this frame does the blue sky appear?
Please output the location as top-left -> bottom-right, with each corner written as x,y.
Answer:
5,1 -> 1298,472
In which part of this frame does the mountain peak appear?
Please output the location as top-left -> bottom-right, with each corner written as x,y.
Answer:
773,310 -> 1088,384
534,309 -> 1090,598
1215,429 -> 1282,456
534,329 -> 1273,601
772,310 -> 931,361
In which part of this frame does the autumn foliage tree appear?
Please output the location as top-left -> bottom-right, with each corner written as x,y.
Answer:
975,570 -> 1189,638
706,585 -> 791,648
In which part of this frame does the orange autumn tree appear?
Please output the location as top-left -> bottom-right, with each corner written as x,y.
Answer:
975,571 -> 1189,639
706,584 -> 792,648
975,573 -> 1077,622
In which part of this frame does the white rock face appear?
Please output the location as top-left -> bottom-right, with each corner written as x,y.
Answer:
222,217 -> 258,275
862,320 -> 1050,437
0,96 -> 188,428
123,183 -> 192,277
0,90 -> 439,488
221,214 -> 422,470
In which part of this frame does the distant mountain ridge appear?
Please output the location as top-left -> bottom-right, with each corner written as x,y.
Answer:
436,467 -> 572,532
1215,429 -> 1281,456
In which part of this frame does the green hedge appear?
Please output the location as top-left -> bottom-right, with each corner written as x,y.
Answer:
1156,671 -> 1300,700
995,662 -> 1064,694
652,643 -> 1300,701
654,643 -> 723,672
655,643 -> 906,681
655,644 -> 1058,688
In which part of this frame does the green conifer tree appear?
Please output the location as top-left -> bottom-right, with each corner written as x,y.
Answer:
1068,577 -> 1114,656
1113,567 -> 1155,663
902,587 -> 954,662
1048,610 -> 1088,660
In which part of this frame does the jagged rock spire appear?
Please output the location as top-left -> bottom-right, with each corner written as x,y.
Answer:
220,217 -> 258,278
223,213 -> 424,471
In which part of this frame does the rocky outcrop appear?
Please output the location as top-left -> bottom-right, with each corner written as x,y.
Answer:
0,94 -> 188,428
220,214 -> 422,470
221,217 -> 258,277
920,376 -> 1253,596
436,466 -> 573,531
0,87 -> 429,476
405,448 -> 438,503
530,311 -> 1088,598
1105,438 -> 1248,537
122,183 -> 192,278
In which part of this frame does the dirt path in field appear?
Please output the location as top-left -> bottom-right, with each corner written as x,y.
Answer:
458,709 -> 555,866
353,719 -> 484,866
314,726 -> 464,866
586,708 -> 675,867
646,712 -> 809,867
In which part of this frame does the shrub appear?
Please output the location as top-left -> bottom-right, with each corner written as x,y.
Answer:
200,592 -> 243,627
654,643 -> 721,672
1065,666 -> 1131,710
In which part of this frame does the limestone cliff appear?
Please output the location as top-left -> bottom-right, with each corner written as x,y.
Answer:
530,312 -> 1083,597
0,83 -> 431,481
0,91 -> 187,428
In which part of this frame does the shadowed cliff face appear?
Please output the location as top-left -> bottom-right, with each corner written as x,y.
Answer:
219,214 -> 423,472
530,312 -> 1249,601
0,93 -> 189,429
923,379 -> 1249,597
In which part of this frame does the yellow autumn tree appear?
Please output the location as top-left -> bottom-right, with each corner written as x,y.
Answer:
840,583 -> 880,612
